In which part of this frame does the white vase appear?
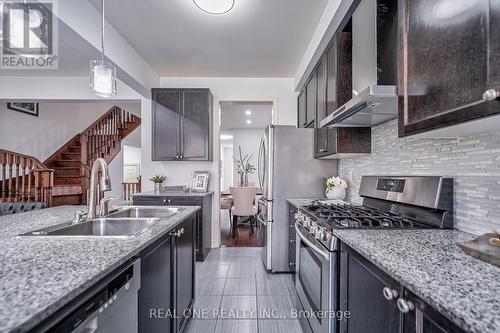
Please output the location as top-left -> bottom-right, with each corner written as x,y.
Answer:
326,187 -> 346,200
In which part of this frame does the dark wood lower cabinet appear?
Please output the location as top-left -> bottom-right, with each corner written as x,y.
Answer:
402,289 -> 466,333
340,243 -> 400,333
133,194 -> 212,261
175,217 -> 195,332
139,234 -> 174,333
340,243 -> 467,333
138,215 -> 196,333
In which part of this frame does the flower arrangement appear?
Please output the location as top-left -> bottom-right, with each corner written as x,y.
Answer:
149,175 -> 166,183
325,176 -> 347,200
150,175 -> 166,194
234,146 -> 256,175
234,146 -> 256,186
325,176 -> 347,192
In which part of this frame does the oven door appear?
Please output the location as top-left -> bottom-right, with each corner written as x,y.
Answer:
295,222 -> 338,333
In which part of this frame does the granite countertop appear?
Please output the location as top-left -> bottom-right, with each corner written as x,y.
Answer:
133,190 -> 214,197
287,197 -> 321,208
0,205 -> 200,333
286,198 -> 500,333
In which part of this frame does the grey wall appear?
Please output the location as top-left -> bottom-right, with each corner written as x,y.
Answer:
339,120 -> 500,235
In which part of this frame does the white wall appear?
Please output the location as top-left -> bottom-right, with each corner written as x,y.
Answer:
0,102 -> 118,160
220,142 -> 234,191
57,0 -> 159,90
232,128 -> 264,187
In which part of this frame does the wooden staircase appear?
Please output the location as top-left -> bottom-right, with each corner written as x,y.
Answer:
0,150 -> 54,207
44,106 -> 140,206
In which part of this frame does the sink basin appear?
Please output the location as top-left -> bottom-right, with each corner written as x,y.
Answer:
19,206 -> 183,238
106,206 -> 183,219
20,218 -> 162,238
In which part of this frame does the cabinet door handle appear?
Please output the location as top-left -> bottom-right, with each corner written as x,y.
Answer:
180,155 -> 183,159
176,155 -> 179,159
290,239 -> 296,244
382,287 -> 398,300
397,298 -> 415,313
290,224 -> 295,229
483,89 -> 500,101
289,262 -> 296,267
163,199 -> 167,203
319,148 -> 327,152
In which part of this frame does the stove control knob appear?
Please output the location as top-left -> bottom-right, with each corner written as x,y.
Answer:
309,223 -> 317,232
303,218 -> 311,228
314,229 -> 323,239
322,231 -> 329,241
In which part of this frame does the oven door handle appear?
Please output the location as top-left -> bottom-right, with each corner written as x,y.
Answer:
295,222 -> 330,260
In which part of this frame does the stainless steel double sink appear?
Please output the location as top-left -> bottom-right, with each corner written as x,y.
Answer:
19,206 -> 183,238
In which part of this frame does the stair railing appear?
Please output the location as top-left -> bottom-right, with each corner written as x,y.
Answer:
79,106 -> 138,203
0,149 -> 54,206
123,177 -> 141,202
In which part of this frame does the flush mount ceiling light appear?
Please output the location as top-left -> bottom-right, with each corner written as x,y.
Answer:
193,0 -> 235,15
245,110 -> 252,116
246,119 -> 252,125
90,0 -> 116,97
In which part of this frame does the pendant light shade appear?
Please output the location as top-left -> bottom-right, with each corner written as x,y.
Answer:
193,0 -> 235,15
90,60 -> 116,97
90,0 -> 117,97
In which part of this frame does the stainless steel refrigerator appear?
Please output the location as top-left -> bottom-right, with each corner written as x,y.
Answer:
257,125 -> 338,272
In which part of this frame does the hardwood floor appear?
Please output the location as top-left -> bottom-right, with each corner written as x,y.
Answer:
220,211 -> 264,247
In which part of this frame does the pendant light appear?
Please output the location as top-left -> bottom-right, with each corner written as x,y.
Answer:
90,0 -> 116,97
193,0 -> 235,15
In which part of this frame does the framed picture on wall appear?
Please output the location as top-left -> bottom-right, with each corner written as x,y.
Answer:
192,171 -> 210,192
7,103 -> 39,117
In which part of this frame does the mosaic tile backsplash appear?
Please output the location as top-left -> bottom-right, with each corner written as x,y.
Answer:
339,119 -> 500,235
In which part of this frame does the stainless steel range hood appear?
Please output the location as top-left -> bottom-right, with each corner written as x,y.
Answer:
320,85 -> 397,127
321,0 -> 398,128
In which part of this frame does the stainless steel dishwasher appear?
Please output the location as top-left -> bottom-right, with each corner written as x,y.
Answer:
46,260 -> 141,333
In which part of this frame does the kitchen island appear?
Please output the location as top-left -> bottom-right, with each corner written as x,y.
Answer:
0,205 -> 199,333
287,198 -> 500,333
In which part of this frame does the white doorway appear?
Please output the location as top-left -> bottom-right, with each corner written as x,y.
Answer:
218,101 -> 273,246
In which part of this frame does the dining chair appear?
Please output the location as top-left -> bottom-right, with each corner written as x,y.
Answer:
229,186 -> 257,237
220,196 -> 233,227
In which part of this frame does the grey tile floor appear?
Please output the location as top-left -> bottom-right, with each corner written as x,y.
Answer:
184,247 -> 303,333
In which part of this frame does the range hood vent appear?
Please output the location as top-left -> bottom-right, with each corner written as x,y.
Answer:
320,85 -> 397,127
321,0 -> 398,128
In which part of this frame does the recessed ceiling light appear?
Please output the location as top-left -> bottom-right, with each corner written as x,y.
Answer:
246,119 -> 252,125
245,110 -> 252,116
193,0 -> 235,15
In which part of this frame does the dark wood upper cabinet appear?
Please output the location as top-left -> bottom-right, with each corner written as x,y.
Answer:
315,127 -> 371,159
317,55 -> 327,123
298,89 -> 307,128
305,71 -> 317,127
152,88 -> 213,161
398,0 -> 500,137
326,31 -> 353,117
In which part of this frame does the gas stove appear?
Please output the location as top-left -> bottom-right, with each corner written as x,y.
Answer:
295,176 -> 454,252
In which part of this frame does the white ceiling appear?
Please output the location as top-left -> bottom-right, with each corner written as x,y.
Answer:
220,101 -> 272,130
88,0 -> 329,77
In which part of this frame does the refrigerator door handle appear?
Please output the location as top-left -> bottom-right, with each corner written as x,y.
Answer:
257,136 -> 265,190
257,213 -> 268,226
